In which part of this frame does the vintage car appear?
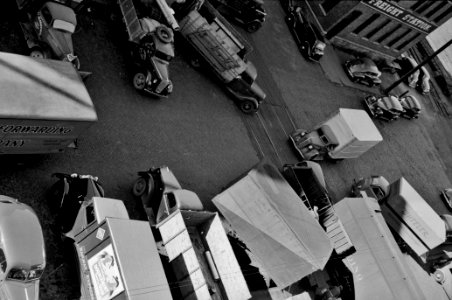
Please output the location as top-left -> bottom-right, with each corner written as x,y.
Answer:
399,95 -> 421,119
344,58 -> 382,87
363,95 -> 404,122
395,56 -> 420,88
417,66 -> 431,95
209,0 -> 266,32
129,18 -> 174,97
0,196 -> 46,300
285,6 -> 326,61
19,1 -> 80,68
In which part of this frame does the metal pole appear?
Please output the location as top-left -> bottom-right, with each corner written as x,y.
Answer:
384,38 -> 452,94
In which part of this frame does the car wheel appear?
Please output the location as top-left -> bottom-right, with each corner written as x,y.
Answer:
133,72 -> 147,90
132,177 -> 147,197
239,100 -> 258,114
190,57 -> 201,68
30,48 -> 45,59
246,21 -> 262,33
156,26 -> 173,43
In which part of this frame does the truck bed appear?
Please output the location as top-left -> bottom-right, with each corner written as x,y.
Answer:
157,210 -> 250,300
179,10 -> 248,82
118,0 -> 144,43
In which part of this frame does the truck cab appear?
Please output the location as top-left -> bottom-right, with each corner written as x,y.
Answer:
290,109 -> 383,161
19,1 -> 80,68
0,196 -> 45,300
209,0 -> 266,32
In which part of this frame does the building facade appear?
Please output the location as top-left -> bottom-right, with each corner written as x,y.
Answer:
306,0 -> 452,59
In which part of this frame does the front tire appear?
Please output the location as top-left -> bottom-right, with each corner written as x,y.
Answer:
246,21 -> 262,33
133,72 -> 147,90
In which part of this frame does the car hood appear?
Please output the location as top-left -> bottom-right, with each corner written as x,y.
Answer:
47,28 -> 74,58
2,280 -> 40,300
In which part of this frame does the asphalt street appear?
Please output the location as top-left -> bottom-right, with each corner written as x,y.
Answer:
1,1 -> 452,299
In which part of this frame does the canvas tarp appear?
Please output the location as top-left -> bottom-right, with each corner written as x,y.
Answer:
212,161 -> 333,288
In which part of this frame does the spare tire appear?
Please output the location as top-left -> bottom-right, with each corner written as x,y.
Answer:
156,26 -> 173,43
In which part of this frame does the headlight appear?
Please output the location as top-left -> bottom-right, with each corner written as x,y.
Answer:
308,145 -> 313,150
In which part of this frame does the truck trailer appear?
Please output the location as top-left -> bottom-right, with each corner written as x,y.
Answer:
212,161 -> 334,288
0,52 -> 97,154
289,108 -> 383,161
132,166 -> 251,300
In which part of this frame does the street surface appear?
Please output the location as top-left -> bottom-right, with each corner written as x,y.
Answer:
1,1 -> 452,299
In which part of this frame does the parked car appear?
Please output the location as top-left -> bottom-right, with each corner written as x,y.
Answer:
399,95 -> 421,119
0,195 -> 46,300
18,1 -> 80,68
395,56 -> 420,88
417,66 -> 431,95
209,0 -> 266,32
344,58 -> 382,87
285,6 -> 326,61
363,95 -> 404,122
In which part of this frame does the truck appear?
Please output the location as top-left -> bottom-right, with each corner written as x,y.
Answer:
211,161 -> 335,289
171,0 -> 266,114
209,0 -> 266,33
351,176 -> 447,261
0,51 -> 97,154
281,161 -> 355,258
49,174 -> 173,300
0,196 -> 46,300
16,0 -> 81,68
132,166 -> 251,300
289,108 -> 383,161
332,196 -> 449,300
117,0 -> 175,97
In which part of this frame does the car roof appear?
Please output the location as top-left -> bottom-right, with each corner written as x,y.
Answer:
350,58 -> 381,75
43,2 -> 76,25
0,199 -> 45,269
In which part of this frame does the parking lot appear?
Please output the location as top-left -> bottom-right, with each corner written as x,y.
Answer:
1,0 -> 452,299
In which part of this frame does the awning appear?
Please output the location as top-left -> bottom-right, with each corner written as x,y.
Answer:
212,161 -> 333,288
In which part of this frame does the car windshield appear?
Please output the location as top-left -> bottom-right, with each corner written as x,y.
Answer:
53,19 -> 75,33
7,265 -> 44,282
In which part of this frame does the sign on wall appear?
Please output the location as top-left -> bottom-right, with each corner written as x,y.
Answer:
363,0 -> 437,33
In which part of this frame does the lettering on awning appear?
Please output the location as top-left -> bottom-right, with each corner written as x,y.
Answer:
363,0 -> 436,33
0,125 -> 73,135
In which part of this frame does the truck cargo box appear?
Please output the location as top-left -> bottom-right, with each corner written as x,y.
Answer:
334,197 -> 446,300
74,217 -> 172,300
157,210 -> 250,300
0,52 -> 97,154
213,161 -> 334,288
322,109 -> 382,159
381,177 -> 446,258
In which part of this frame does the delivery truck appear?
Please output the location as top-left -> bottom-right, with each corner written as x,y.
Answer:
333,197 -> 449,300
172,0 -> 266,113
351,176 -> 447,261
289,108 -> 383,161
212,161 -> 335,289
49,171 -> 173,300
0,52 -> 97,154
132,166 -> 251,300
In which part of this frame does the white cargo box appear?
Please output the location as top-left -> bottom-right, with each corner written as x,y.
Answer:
382,177 -> 446,258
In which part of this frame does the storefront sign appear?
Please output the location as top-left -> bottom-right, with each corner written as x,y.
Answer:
0,125 -> 72,135
363,0 -> 437,33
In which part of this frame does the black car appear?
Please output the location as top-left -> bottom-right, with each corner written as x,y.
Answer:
344,58 -> 382,87
209,0 -> 266,32
285,6 -> 326,61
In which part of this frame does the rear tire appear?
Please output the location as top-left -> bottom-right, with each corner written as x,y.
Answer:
246,21 -> 262,33
133,177 -> 147,197
239,100 -> 258,114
